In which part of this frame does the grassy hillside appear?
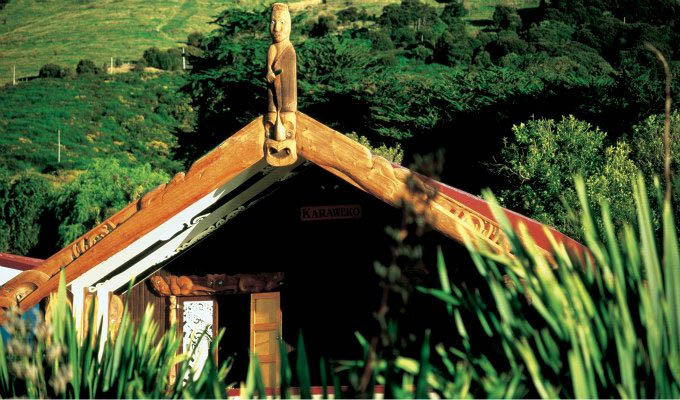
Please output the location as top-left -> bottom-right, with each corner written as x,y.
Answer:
0,0 -> 537,85
0,0 -> 226,85
0,72 -> 193,178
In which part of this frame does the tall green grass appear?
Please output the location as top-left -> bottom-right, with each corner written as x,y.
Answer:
416,174 -> 680,397
0,275 -> 231,398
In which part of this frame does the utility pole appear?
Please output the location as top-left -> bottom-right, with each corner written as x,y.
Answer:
57,129 -> 61,163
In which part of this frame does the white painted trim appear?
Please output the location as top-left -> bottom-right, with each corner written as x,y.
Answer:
94,284 -> 109,358
72,159 -> 303,299
71,279 -> 85,339
72,159 -> 269,289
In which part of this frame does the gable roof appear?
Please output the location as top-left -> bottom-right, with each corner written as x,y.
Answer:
0,112 -> 588,314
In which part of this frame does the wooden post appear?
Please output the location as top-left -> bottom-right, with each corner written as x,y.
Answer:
110,57 -> 113,73
182,47 -> 186,70
57,129 -> 61,163
168,295 -> 177,385
12,65 -> 15,85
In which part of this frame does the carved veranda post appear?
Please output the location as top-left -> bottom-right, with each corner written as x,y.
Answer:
264,3 -> 297,167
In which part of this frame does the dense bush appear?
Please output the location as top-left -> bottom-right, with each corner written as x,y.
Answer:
53,158 -> 169,247
38,63 -> 71,78
0,172 -> 51,256
187,31 -> 204,48
497,116 -> 640,239
75,59 -> 100,75
142,47 -> 182,71
309,15 -> 337,38
492,5 -> 522,31
133,58 -> 146,72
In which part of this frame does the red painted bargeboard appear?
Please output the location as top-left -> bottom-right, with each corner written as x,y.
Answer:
0,253 -> 44,271
396,165 -> 589,261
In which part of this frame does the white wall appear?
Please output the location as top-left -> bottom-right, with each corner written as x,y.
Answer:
0,266 -> 22,285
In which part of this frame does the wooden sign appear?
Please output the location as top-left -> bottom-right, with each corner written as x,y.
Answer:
300,204 -> 362,221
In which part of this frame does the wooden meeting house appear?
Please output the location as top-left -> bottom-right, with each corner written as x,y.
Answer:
0,3 -> 587,394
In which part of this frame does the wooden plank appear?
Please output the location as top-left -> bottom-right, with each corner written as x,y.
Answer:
250,292 -> 281,389
253,322 -> 279,331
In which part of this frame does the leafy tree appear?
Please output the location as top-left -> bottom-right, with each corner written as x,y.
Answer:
309,15 -> 337,38
492,6 -> 522,31
133,58 -> 147,72
440,0 -> 467,25
367,29 -> 395,51
39,64 -> 71,78
76,59 -> 100,75
379,0 -> 445,48
497,116 -> 640,239
142,47 -> 182,71
337,7 -> 370,24
434,27 -> 473,67
0,173 -> 51,256
187,31 -> 205,48
54,158 -> 169,247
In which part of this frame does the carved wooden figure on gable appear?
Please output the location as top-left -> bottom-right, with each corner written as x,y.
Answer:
264,2 -> 297,167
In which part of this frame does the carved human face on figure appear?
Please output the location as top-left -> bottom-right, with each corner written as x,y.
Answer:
270,4 -> 291,44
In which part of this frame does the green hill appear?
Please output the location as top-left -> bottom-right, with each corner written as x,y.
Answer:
0,0 -> 526,85
0,0 -> 227,85
0,72 -> 193,177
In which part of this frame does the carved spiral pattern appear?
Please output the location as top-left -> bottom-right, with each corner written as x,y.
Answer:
71,221 -> 117,259
0,270 -> 50,308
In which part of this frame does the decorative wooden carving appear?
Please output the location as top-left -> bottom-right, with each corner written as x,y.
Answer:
206,272 -> 284,293
72,221 -> 117,259
1,270 -> 49,306
264,3 -> 297,167
150,275 -> 216,296
108,294 -> 124,339
149,272 -> 284,297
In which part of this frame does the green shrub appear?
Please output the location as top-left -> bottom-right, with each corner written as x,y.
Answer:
142,47 -> 182,71
38,63 -> 69,78
345,132 -> 404,163
367,29 -> 394,51
492,5 -> 522,31
114,57 -> 123,67
54,158 -> 169,247
630,111 -> 680,185
76,59 -> 100,75
497,116 -> 640,239
440,1 -> 467,25
187,31 -> 204,48
309,15 -> 337,38
133,58 -> 146,72
422,175 -> 680,398
0,173 -> 51,256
